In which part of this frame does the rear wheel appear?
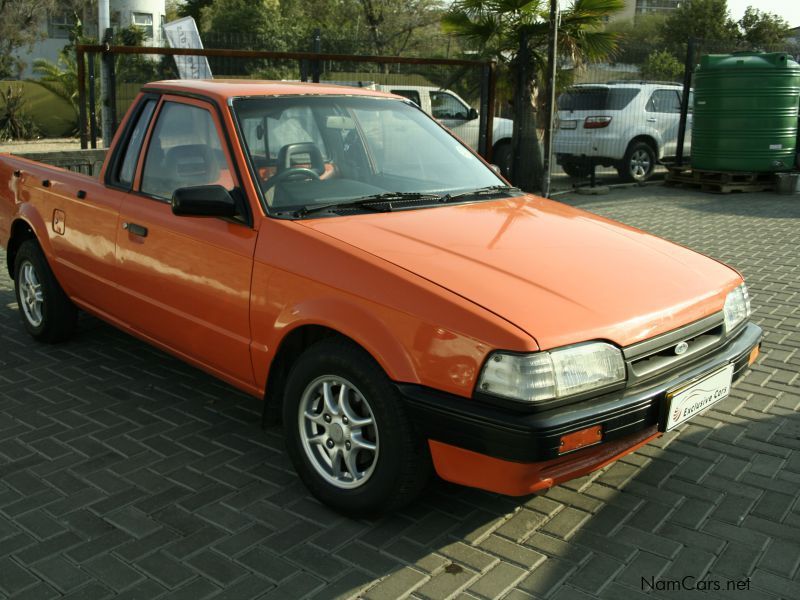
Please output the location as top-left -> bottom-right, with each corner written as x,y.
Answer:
13,240 -> 77,343
282,338 -> 431,515
561,160 -> 592,179
618,141 -> 656,182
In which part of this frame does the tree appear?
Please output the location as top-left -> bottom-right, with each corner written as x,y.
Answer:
200,0 -> 290,47
357,0 -> 445,56
166,0 -> 183,22
640,50 -> 683,81
179,0 -> 215,23
738,6 -> 790,48
660,0 -> 738,55
442,0 -> 623,192
0,0 -> 58,78
606,13 -> 667,65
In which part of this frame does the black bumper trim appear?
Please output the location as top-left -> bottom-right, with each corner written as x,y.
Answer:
397,322 -> 762,463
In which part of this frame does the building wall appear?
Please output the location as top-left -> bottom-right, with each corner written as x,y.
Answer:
608,0 -> 681,24
14,0 -> 166,79
608,0 -> 637,24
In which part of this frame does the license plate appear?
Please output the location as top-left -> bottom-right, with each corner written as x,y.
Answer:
560,120 -> 577,129
664,364 -> 734,431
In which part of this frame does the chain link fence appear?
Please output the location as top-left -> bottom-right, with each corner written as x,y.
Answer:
71,28 -> 800,194
547,37 -> 800,192
75,31 -> 500,172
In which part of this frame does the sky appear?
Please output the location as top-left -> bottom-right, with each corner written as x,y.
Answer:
727,0 -> 800,27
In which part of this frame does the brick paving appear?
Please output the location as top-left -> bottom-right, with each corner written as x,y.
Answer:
1,184 -> 798,599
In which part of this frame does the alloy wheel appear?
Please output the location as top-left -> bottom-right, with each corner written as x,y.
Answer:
19,261 -> 44,327
298,375 -> 379,489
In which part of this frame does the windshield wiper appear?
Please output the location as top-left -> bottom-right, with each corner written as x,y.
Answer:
293,192 -> 445,217
442,185 -> 521,203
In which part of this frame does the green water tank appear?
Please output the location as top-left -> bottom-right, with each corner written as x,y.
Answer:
692,52 -> 800,172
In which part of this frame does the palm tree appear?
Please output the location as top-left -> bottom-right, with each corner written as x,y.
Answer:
442,0 -> 623,192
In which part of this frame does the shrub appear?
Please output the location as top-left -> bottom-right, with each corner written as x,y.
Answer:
0,85 -> 39,141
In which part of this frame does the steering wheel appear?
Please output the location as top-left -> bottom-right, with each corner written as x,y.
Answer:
262,167 -> 321,191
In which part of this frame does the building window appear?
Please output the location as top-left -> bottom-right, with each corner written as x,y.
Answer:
48,11 -> 75,39
133,12 -> 154,39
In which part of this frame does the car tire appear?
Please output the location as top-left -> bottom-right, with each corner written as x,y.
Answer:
561,160 -> 592,179
282,338 -> 431,515
492,141 -> 512,180
619,141 -> 656,182
13,239 -> 77,343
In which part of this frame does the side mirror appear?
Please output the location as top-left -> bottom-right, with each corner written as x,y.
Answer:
468,107 -> 479,120
172,185 -> 238,218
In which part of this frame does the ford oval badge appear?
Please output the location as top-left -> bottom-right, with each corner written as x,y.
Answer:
674,341 -> 689,355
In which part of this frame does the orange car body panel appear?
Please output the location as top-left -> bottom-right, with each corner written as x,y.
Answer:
0,80 -> 753,497
429,427 -> 661,497
300,196 -> 741,349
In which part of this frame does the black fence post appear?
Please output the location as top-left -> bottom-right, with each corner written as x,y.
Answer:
478,63 -> 490,158
511,30 -> 530,184
105,41 -> 118,136
541,0 -> 558,198
88,52 -> 97,149
312,28 -> 321,83
676,37 -> 695,166
77,46 -> 87,150
486,61 -> 496,163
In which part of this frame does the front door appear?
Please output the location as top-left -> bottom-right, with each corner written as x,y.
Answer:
430,90 -> 479,149
114,96 -> 258,388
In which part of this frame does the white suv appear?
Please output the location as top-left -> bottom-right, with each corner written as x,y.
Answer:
554,82 -> 692,182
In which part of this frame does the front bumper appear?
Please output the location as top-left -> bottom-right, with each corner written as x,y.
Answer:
397,322 -> 762,494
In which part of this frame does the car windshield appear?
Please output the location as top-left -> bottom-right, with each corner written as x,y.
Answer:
558,87 -> 640,111
232,95 -> 506,216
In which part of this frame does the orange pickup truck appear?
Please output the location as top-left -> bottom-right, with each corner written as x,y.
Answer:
0,80 -> 761,514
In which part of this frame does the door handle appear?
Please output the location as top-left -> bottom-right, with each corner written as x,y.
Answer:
646,118 -> 657,122
122,222 -> 148,237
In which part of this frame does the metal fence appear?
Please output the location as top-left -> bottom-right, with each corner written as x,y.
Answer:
547,38 -> 799,191
72,31 -> 800,194
74,42 -> 498,168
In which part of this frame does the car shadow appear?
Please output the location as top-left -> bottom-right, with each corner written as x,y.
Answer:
0,262 -> 796,599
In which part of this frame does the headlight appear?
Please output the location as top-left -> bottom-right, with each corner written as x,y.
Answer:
478,342 -> 625,404
723,283 -> 751,333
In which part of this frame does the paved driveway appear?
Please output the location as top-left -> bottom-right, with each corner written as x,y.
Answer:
1,185 -> 798,600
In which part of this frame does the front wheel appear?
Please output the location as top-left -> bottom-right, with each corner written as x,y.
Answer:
618,141 -> 656,182
13,240 -> 77,343
492,141 -> 512,180
282,338 -> 431,515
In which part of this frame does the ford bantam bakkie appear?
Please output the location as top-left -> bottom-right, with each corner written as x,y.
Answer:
0,81 -> 761,514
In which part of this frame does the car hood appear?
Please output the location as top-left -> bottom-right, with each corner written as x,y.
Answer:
298,195 -> 740,349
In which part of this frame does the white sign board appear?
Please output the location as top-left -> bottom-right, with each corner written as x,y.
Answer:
163,17 -> 213,80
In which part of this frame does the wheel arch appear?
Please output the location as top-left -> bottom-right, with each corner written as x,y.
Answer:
261,312 -> 419,426
492,137 -> 511,152
627,134 -> 660,159
6,217 -> 40,278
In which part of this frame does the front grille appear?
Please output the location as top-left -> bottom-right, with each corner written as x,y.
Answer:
623,313 -> 726,385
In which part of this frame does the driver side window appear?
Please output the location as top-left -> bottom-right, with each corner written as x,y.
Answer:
140,102 -> 235,200
430,92 -> 469,120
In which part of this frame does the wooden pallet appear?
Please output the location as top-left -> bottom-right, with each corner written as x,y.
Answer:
664,165 -> 775,193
